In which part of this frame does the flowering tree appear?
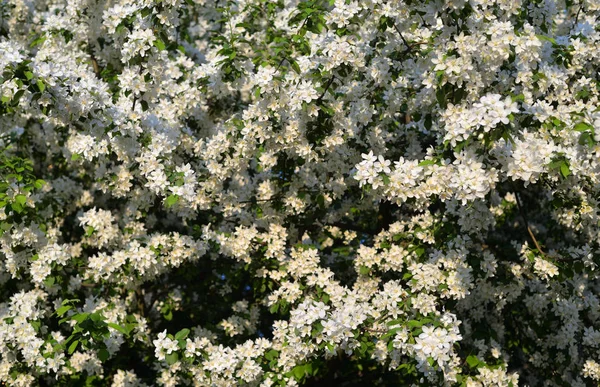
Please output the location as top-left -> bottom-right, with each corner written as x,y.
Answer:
1,0 -> 600,385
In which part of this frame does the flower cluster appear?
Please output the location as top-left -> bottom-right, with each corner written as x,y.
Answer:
0,0 -> 598,385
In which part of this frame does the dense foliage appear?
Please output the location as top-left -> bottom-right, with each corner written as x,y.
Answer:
1,0 -> 600,385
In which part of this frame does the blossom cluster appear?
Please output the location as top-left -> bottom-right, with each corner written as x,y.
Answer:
0,0 -> 599,385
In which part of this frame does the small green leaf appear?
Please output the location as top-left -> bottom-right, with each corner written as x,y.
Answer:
165,352 -> 179,365
85,226 -> 95,237
560,162 -> 570,178
107,323 -> 128,335
418,159 -> 436,167
265,349 -> 279,361
292,365 -> 305,380
436,88 -> 447,108
13,89 -> 25,102
98,348 -> 110,362
316,194 -> 325,208
466,355 -> 480,368
36,80 -> 45,92
31,320 -> 41,332
511,93 -> 525,102
68,340 -> 79,354
290,59 -> 301,74
574,122 -> 592,132
56,305 -> 72,317
11,202 -> 23,213
175,328 -> 190,340
153,39 -> 166,51
579,132 -> 594,146
71,153 -> 81,161
15,194 -> 27,205
536,34 -> 557,45
165,194 -> 179,208
72,312 -> 90,323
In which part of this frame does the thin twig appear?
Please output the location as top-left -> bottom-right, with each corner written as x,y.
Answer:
317,76 -> 335,101
393,24 -> 411,52
513,191 -> 545,255
575,3 -> 583,25
275,56 -> 287,72
136,288 -> 146,317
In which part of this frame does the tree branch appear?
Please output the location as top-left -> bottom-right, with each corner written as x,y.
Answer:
513,190 -> 545,255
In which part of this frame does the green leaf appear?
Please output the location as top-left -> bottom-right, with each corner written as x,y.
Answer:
511,93 -> 525,102
24,71 -> 33,80
153,39 -> 166,51
36,80 -> 45,93
292,365 -> 305,380
415,246 -> 425,257
418,159 -> 436,167
107,323 -> 128,335
560,162 -> 570,178
98,348 -> 110,362
579,132 -> 594,146
436,87 -> 447,108
265,349 -> 279,361
85,226 -> 95,237
12,89 -> 25,103
316,194 -> 325,209
15,194 -> 27,205
90,312 -> 104,323
31,320 -> 41,332
466,355 -> 480,368
165,194 -> 179,208
175,328 -> 190,340
10,202 -> 23,213
56,305 -> 72,317
68,340 -> 79,354
359,265 -> 370,275
290,59 -> 301,74
165,352 -> 179,365
536,34 -> 557,45
72,313 -> 90,323
71,153 -> 81,161
574,122 -> 592,132
34,179 -> 45,189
